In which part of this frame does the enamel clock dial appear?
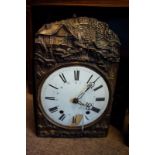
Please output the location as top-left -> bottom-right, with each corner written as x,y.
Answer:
39,65 -> 110,129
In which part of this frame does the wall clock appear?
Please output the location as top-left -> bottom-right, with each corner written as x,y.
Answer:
33,17 -> 121,137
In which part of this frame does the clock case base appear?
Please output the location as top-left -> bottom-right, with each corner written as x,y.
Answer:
36,121 -> 109,138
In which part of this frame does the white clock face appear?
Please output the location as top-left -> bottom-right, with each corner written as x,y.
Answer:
40,65 -> 110,129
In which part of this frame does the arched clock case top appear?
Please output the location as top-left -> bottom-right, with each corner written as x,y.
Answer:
33,17 -> 120,137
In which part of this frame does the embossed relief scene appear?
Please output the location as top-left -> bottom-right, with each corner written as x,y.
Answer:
34,17 -> 121,80
34,17 -> 120,64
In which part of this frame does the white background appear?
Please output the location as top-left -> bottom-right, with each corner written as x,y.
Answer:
0,0 -> 26,155
0,0 -> 155,154
130,0 -> 155,154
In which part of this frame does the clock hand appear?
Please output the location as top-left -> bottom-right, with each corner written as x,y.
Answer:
89,77 -> 100,88
72,99 -> 88,108
77,77 -> 100,99
77,100 -> 85,106
77,83 -> 92,99
85,102 -> 93,110
76,100 -> 93,111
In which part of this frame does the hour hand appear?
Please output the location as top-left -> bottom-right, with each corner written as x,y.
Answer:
78,100 -> 85,106
72,98 -> 85,106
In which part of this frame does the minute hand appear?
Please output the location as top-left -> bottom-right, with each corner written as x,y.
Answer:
77,83 -> 92,99
77,77 -> 100,99
91,77 -> 100,88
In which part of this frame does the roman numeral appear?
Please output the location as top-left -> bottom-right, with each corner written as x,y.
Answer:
49,84 -> 58,89
72,116 -> 77,124
49,107 -> 58,113
59,114 -> 66,121
87,74 -> 93,83
74,70 -> 80,81
59,73 -> 67,83
45,97 -> 55,100
91,107 -> 100,113
85,115 -> 89,120
71,115 -> 83,125
94,85 -> 103,91
96,97 -> 105,101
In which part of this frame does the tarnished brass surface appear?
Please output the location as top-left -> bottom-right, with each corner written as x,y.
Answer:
33,17 -> 121,137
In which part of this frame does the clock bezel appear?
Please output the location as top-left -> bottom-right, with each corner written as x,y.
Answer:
37,62 -> 111,130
